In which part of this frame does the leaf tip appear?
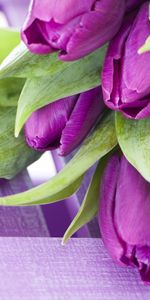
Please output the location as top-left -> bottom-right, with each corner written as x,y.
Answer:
61,238 -> 67,246
14,129 -> 19,138
138,46 -> 145,54
15,119 -> 21,138
138,48 -> 143,55
138,36 -> 150,54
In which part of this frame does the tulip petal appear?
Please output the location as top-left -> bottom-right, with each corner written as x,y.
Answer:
121,99 -> 150,119
21,19 -> 53,55
122,2 -> 150,101
59,87 -> 104,156
102,14 -> 133,107
21,0 -> 95,54
25,96 -> 77,151
29,0 -> 94,24
102,4 -> 150,118
60,0 -> 125,61
115,156 -> 150,246
22,0 -> 125,59
136,246 -> 150,284
40,16 -> 81,53
99,155 -> 125,264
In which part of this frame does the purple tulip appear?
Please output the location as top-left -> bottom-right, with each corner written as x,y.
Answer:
25,87 -> 104,156
99,154 -> 150,284
102,2 -> 150,119
21,0 -> 125,61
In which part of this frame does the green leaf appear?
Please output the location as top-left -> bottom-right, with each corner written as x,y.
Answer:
0,111 -> 117,205
24,176 -> 84,206
0,28 -> 20,63
116,112 -> 150,182
138,36 -> 150,54
0,106 -> 41,179
0,78 -> 25,107
62,155 -> 109,244
0,43 -> 65,78
15,45 -> 107,136
0,43 -> 107,78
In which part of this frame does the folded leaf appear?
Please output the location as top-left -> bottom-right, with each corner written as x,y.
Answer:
0,28 -> 20,63
62,155 -> 109,244
0,43 -> 107,78
116,112 -> 150,182
24,176 -> 84,206
0,106 -> 40,179
0,111 -> 117,205
0,78 -> 25,107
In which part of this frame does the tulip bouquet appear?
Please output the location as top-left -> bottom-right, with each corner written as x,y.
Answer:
0,0 -> 150,285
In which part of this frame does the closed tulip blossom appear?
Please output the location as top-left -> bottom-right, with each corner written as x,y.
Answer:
25,87 -> 104,156
21,0 -> 125,61
102,2 -> 150,119
99,154 -> 150,284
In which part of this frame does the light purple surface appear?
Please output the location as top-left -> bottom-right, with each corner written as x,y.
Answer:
0,238 -> 149,300
0,171 -> 50,237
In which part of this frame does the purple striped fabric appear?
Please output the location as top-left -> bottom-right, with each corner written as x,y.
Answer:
0,237 -> 149,300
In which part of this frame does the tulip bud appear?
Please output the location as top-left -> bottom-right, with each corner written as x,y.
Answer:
21,0 -> 125,61
25,87 -> 104,156
102,2 -> 150,119
99,154 -> 150,284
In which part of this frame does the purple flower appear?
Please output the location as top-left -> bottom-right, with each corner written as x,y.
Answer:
25,87 -> 104,156
99,154 -> 150,284
21,0 -> 125,61
102,2 -> 150,119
